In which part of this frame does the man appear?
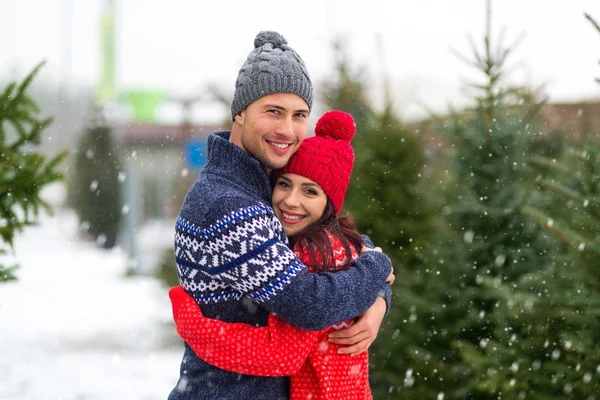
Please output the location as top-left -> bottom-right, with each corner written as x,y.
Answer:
169,30 -> 393,400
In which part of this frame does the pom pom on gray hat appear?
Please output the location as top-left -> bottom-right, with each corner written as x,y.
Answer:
254,30 -> 287,48
231,30 -> 314,120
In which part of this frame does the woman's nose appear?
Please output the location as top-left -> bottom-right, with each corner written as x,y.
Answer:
282,191 -> 301,207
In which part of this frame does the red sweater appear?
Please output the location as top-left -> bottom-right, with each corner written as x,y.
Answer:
169,232 -> 372,400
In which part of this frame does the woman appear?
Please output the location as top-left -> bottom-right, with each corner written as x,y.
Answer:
169,110 -> 393,400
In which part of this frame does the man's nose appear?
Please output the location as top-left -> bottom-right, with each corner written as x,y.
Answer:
274,115 -> 294,137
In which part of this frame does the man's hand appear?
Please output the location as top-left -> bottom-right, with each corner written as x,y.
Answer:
327,296 -> 387,356
387,268 -> 395,285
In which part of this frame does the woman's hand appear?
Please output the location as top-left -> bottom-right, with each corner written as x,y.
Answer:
361,245 -> 382,254
326,297 -> 387,356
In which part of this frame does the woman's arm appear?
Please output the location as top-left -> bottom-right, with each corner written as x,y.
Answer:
169,286 -> 323,377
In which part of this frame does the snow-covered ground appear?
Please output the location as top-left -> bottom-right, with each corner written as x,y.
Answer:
0,187 -> 184,400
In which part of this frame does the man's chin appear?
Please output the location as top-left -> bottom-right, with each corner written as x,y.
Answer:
263,156 -> 291,171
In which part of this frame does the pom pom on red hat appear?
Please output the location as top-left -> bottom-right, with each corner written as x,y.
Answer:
277,110 -> 357,214
314,110 -> 356,141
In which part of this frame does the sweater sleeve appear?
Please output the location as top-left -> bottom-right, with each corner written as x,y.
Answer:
361,234 -> 393,313
381,284 -> 393,315
176,200 -> 393,331
169,286 -> 321,376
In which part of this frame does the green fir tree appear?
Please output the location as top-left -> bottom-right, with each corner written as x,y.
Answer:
375,4 -> 562,398
493,143 -> 600,398
319,38 -> 378,130
70,106 -> 122,249
320,37 -> 438,398
0,62 -> 67,282
319,38 -> 433,269
487,17 -> 600,395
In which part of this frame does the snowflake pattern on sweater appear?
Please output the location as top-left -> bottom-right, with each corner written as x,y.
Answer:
176,203 -> 304,304
170,231 -> 373,400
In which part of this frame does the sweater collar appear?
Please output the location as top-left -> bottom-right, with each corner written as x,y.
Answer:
204,131 -> 273,202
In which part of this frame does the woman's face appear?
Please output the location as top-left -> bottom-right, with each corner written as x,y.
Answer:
272,173 -> 328,237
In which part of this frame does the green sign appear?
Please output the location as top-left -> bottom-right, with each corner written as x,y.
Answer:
121,90 -> 165,123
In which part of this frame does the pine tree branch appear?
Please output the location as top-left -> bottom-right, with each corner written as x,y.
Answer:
0,82 -> 17,112
521,205 -> 600,256
538,180 -> 584,202
585,13 -> 600,34
0,61 -> 64,281
529,155 -> 571,172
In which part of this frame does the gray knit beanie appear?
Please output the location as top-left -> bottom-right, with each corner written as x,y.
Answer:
231,31 -> 313,120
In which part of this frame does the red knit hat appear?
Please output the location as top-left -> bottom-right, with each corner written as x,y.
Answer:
275,110 -> 356,214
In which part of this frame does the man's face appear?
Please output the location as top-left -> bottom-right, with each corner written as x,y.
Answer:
232,93 -> 310,172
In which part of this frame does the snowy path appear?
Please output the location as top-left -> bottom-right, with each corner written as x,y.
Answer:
0,209 -> 184,399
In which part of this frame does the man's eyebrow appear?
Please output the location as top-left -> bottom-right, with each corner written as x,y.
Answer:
262,104 -> 309,114
262,104 -> 286,111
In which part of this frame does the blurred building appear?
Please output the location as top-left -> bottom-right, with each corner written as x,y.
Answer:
410,99 -> 600,162
119,122 -> 222,221
542,101 -> 600,142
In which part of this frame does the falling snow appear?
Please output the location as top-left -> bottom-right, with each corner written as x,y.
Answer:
0,185 -> 182,399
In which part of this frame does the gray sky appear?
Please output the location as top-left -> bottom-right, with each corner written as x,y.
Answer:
2,0 -> 600,121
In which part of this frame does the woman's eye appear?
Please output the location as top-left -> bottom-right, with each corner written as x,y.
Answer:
305,189 -> 318,196
277,181 -> 290,188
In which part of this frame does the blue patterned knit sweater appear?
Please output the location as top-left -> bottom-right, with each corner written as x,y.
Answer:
168,131 -> 392,400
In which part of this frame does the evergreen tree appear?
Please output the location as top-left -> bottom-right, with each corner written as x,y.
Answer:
0,62 -> 67,282
482,17 -> 600,396
320,38 -> 433,269
320,37 -> 378,130
70,106 -> 122,249
370,4 -> 564,398
353,108 -> 442,399
488,143 -> 600,398
320,37 -> 438,398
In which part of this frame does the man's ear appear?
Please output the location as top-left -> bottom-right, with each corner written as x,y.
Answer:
233,111 -> 245,126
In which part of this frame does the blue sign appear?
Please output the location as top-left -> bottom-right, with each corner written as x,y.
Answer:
185,139 -> 207,170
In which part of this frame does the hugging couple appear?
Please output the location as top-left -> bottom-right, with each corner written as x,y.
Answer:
167,30 -> 395,400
